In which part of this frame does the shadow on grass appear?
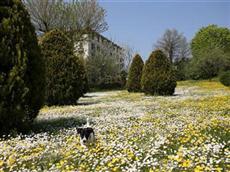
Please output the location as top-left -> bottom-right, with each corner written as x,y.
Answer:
30,116 -> 86,134
77,101 -> 99,106
0,116 -> 88,139
82,95 -> 97,98
173,93 -> 182,96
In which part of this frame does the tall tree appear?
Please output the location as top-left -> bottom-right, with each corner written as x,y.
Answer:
141,50 -> 176,95
154,29 -> 190,63
40,29 -> 85,105
0,0 -> 45,132
23,0 -> 108,34
126,54 -> 144,92
191,25 -> 230,58
22,0 -> 62,33
179,37 -> 191,60
188,25 -> 230,80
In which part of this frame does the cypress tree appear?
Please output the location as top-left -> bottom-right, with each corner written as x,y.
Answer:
0,0 -> 45,132
126,54 -> 144,92
40,29 -> 84,105
141,50 -> 176,95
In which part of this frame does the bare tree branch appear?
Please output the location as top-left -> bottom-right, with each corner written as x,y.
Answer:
23,0 -> 108,35
154,29 -> 190,63
122,44 -> 135,72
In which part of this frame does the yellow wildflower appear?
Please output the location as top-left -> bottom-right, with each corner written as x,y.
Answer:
149,169 -> 154,172
112,167 -> 119,171
181,159 -> 192,168
194,165 -> 204,172
215,167 -> 222,172
0,160 -> 4,167
7,155 -> 16,166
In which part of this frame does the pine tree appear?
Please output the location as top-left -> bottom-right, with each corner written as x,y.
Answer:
40,29 -> 84,105
126,54 -> 144,92
141,50 -> 176,95
0,0 -> 45,132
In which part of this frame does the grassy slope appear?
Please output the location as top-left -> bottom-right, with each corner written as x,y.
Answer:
0,80 -> 229,171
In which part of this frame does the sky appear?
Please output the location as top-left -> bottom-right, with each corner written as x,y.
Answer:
99,0 -> 230,60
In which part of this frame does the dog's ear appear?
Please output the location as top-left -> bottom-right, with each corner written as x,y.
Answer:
77,128 -> 82,134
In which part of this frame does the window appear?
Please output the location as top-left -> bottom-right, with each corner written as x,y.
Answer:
91,43 -> 95,50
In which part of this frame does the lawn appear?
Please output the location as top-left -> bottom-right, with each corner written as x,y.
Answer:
0,80 -> 229,171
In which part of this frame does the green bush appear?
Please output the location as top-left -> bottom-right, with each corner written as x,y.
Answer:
188,25 -> 230,80
219,71 -> 230,86
174,58 -> 190,81
0,0 -> 45,132
187,48 -> 230,80
141,50 -> 176,95
85,48 -> 122,89
40,29 -> 85,105
191,25 -> 230,58
126,54 -> 144,92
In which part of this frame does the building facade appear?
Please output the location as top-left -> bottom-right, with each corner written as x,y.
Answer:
75,31 -> 124,69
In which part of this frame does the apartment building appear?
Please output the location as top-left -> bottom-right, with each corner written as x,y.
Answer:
75,31 -> 124,69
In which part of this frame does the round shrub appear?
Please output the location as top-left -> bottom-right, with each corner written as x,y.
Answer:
126,54 -> 144,92
40,29 -> 84,105
219,71 -> 230,86
0,0 -> 45,132
141,50 -> 176,95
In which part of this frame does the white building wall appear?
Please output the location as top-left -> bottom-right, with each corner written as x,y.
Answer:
75,32 -> 124,69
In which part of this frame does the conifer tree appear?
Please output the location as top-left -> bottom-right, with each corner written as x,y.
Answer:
141,50 -> 176,95
40,29 -> 85,105
0,0 -> 45,132
126,54 -> 144,92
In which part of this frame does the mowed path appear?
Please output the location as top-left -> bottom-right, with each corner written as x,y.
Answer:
0,80 -> 229,171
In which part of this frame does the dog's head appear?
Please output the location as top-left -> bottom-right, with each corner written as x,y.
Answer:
77,127 -> 95,144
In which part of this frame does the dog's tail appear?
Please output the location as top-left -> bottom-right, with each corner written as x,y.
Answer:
86,117 -> 90,127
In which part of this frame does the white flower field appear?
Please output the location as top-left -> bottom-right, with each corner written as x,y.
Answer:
0,80 -> 229,171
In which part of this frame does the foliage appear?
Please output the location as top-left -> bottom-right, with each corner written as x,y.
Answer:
141,50 -> 176,95
86,47 -> 123,89
120,70 -> 128,88
40,29 -> 85,105
187,48 -> 230,80
155,29 -> 191,63
78,56 -> 89,93
188,25 -> 230,80
174,57 -> 190,81
96,75 -> 124,89
126,54 -> 144,92
0,0 -> 45,132
191,25 -> 230,58
219,71 -> 230,86
155,29 -> 191,80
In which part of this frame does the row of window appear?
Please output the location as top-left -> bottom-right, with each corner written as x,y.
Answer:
90,34 -> 121,52
90,42 -> 122,54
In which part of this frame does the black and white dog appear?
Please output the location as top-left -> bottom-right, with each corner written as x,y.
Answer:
77,118 -> 95,146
